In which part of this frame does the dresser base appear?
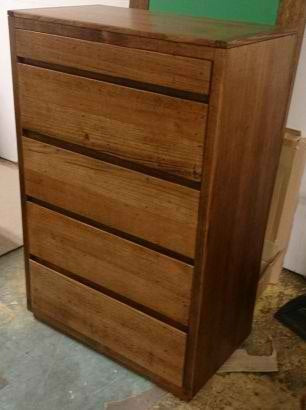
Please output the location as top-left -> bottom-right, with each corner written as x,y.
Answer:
33,309 -> 252,400
33,311 -> 192,401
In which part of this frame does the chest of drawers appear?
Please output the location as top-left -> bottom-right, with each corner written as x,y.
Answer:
9,5 -> 297,399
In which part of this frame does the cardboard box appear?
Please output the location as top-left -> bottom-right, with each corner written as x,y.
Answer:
257,240 -> 283,298
258,129 -> 306,296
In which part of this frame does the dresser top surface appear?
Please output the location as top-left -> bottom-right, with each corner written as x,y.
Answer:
9,5 -> 295,49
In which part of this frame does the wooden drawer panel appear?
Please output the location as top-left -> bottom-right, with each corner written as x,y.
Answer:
16,30 -> 212,95
27,202 -> 193,325
18,64 -> 207,181
23,138 -> 199,258
30,260 -> 187,387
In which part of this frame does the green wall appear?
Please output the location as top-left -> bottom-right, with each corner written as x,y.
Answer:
149,0 -> 281,25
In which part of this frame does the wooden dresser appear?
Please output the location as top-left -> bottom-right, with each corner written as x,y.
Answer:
9,5 -> 297,399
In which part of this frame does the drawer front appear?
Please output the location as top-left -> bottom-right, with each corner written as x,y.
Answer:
16,30 -> 212,95
23,138 -> 199,258
27,202 -> 193,325
18,64 -> 207,181
30,261 -> 187,387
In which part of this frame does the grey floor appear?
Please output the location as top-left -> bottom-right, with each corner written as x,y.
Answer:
0,249 -> 161,410
1,248 -> 306,410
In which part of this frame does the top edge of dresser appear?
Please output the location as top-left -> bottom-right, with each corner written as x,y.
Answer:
8,5 -> 296,49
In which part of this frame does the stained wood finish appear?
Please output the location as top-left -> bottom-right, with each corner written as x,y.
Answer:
16,30 -> 212,95
30,260 -> 187,387
13,18 -> 216,61
277,0 -> 306,30
9,5 -> 293,48
10,6 -> 298,400
277,0 -> 306,120
27,202 -> 193,325
18,64 -> 207,181
186,35 -> 297,395
34,309 -> 190,400
130,0 -> 149,9
22,137 -> 199,258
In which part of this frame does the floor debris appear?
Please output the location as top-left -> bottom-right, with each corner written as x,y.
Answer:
0,303 -> 14,326
1,249 -> 305,409
218,345 -> 278,373
0,377 -> 8,391
105,386 -> 166,409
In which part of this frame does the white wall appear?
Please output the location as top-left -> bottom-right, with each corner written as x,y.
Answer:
285,34 -> 306,276
287,35 -> 306,135
0,0 -> 129,162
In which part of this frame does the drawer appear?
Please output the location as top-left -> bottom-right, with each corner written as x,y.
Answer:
18,63 -> 207,181
16,29 -> 212,95
27,202 -> 193,325
30,260 -> 187,387
23,137 -> 199,258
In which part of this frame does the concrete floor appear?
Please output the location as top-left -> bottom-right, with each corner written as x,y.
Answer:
0,248 -> 305,410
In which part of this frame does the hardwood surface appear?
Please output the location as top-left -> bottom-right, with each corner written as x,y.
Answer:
277,0 -> 306,30
18,63 -> 207,181
22,137 -> 199,258
277,0 -> 306,120
186,35 -> 297,395
9,5 -> 293,48
128,0 -> 305,126
30,260 -> 187,387
34,309 -> 190,399
16,30 -> 212,95
130,0 -> 149,9
27,202 -> 193,325
10,6 -> 298,400
13,18 -> 216,61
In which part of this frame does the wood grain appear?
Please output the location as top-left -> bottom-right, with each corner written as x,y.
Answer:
22,137 -> 199,258
18,64 -> 207,181
30,260 -> 187,387
186,35 -> 297,395
34,310 -> 190,400
16,30 -> 212,95
277,0 -> 306,121
13,18 -> 216,61
10,4 -> 299,399
9,5 -> 293,49
130,0 -> 149,9
277,0 -> 306,29
27,202 -> 193,325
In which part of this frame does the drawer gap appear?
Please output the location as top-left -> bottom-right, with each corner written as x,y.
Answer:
18,57 -> 210,104
27,197 -> 195,266
23,130 -> 202,190
30,255 -> 189,333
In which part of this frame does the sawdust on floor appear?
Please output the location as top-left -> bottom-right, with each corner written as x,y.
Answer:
1,248 -> 305,409
149,270 -> 306,410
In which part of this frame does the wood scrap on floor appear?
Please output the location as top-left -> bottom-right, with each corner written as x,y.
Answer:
218,344 -> 278,373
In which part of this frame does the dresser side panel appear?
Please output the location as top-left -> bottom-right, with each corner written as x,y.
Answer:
187,35 -> 297,394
